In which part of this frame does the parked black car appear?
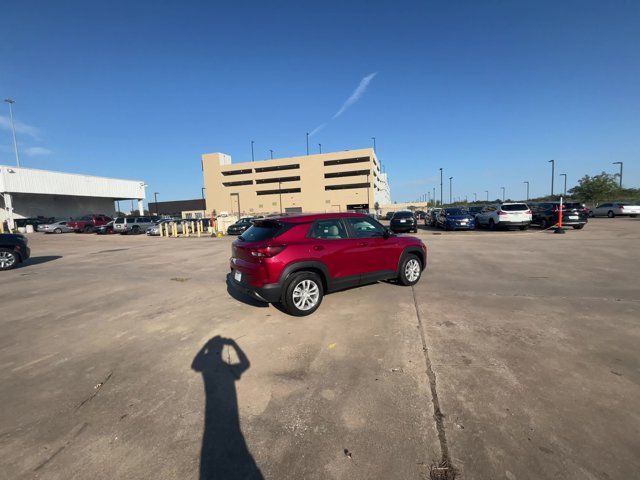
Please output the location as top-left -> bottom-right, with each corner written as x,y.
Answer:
385,211 -> 395,220
227,217 -> 255,236
390,211 -> 418,233
96,221 -> 116,235
529,202 -> 588,229
0,233 -> 31,271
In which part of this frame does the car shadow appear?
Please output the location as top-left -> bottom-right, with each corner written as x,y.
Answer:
226,274 -> 268,308
192,336 -> 263,480
23,255 -> 62,267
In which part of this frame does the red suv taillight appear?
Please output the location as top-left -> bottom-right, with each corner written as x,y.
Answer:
250,245 -> 287,258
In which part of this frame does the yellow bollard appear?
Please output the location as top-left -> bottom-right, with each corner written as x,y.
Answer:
165,223 -> 170,237
173,223 -> 178,238
185,222 -> 190,237
197,221 -> 201,238
159,222 -> 163,237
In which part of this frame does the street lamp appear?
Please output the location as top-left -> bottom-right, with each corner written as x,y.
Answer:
154,192 -> 159,215
371,136 -> 376,152
269,149 -> 274,160
318,143 -> 322,154
4,99 -> 20,167
560,174 -> 567,196
439,168 -> 443,205
449,177 -> 453,204
613,162 -> 623,188
548,159 -> 555,196
485,190 -> 489,201
523,181 -> 529,200
306,132 -> 309,155
501,186 -> 505,202
201,187 -> 206,200
251,140 -> 255,162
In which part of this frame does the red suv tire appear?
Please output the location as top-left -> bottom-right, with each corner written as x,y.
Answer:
280,271 -> 324,316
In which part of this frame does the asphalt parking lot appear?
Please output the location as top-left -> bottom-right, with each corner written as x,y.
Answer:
1,218 -> 639,480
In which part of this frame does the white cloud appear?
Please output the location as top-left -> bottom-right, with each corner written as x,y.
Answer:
332,72 -> 378,119
24,146 -> 52,156
309,72 -> 378,137
0,115 -> 41,139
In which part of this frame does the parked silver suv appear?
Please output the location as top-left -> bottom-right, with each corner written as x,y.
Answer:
113,216 -> 158,234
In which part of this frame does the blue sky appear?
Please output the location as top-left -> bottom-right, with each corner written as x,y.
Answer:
1,0 -> 638,203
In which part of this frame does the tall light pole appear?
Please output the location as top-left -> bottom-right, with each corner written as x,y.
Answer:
449,176 -> 453,204
201,187 -> 206,201
523,181 -> 529,200
269,149 -> 274,160
251,140 -> 255,162
4,99 -> 20,167
306,132 -> 309,155
560,173 -> 567,196
548,159 -> 555,196
501,186 -> 505,202
485,190 -> 489,201
433,187 -> 436,205
474,192 -> 477,202
318,143 -> 322,154
439,168 -> 443,206
153,192 -> 159,215
371,136 -> 376,152
613,162 -> 623,188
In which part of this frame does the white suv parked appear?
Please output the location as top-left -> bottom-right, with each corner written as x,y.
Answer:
113,216 -> 158,234
475,203 -> 532,230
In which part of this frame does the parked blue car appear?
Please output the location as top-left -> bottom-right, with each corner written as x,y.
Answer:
436,208 -> 476,230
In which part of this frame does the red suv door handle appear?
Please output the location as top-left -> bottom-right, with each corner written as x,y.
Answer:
313,245 -> 324,251
357,241 -> 368,247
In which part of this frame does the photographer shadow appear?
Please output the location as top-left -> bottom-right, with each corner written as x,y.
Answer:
192,336 -> 263,480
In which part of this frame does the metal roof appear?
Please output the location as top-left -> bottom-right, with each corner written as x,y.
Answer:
0,165 -> 145,199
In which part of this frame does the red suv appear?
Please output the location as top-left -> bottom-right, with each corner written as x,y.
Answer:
229,213 -> 427,316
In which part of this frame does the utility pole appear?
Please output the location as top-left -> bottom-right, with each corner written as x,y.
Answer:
548,159 -> 555,196
4,99 -> 20,167
318,143 -> 322,154
371,136 -> 376,152
501,186 -> 505,202
449,177 -> 453,204
560,173 -> 567,196
269,149 -> 274,160
523,181 -> 529,200
439,168 -> 443,206
473,193 -> 477,202
251,140 -> 255,162
613,162 -> 623,188
154,192 -> 159,215
433,187 -> 436,205
306,132 -> 309,155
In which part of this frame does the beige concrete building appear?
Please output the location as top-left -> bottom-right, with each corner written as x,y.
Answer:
201,148 -> 391,216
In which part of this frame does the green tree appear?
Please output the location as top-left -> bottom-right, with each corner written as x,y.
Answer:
568,172 -> 619,204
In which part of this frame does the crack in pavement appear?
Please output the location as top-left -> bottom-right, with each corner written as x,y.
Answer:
411,285 -> 456,477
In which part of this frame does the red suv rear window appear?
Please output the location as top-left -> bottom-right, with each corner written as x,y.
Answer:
239,220 -> 288,242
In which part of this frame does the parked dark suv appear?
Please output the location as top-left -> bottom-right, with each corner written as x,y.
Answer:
0,233 -> 31,271
389,211 -> 418,233
529,202 -> 588,229
229,213 -> 427,316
